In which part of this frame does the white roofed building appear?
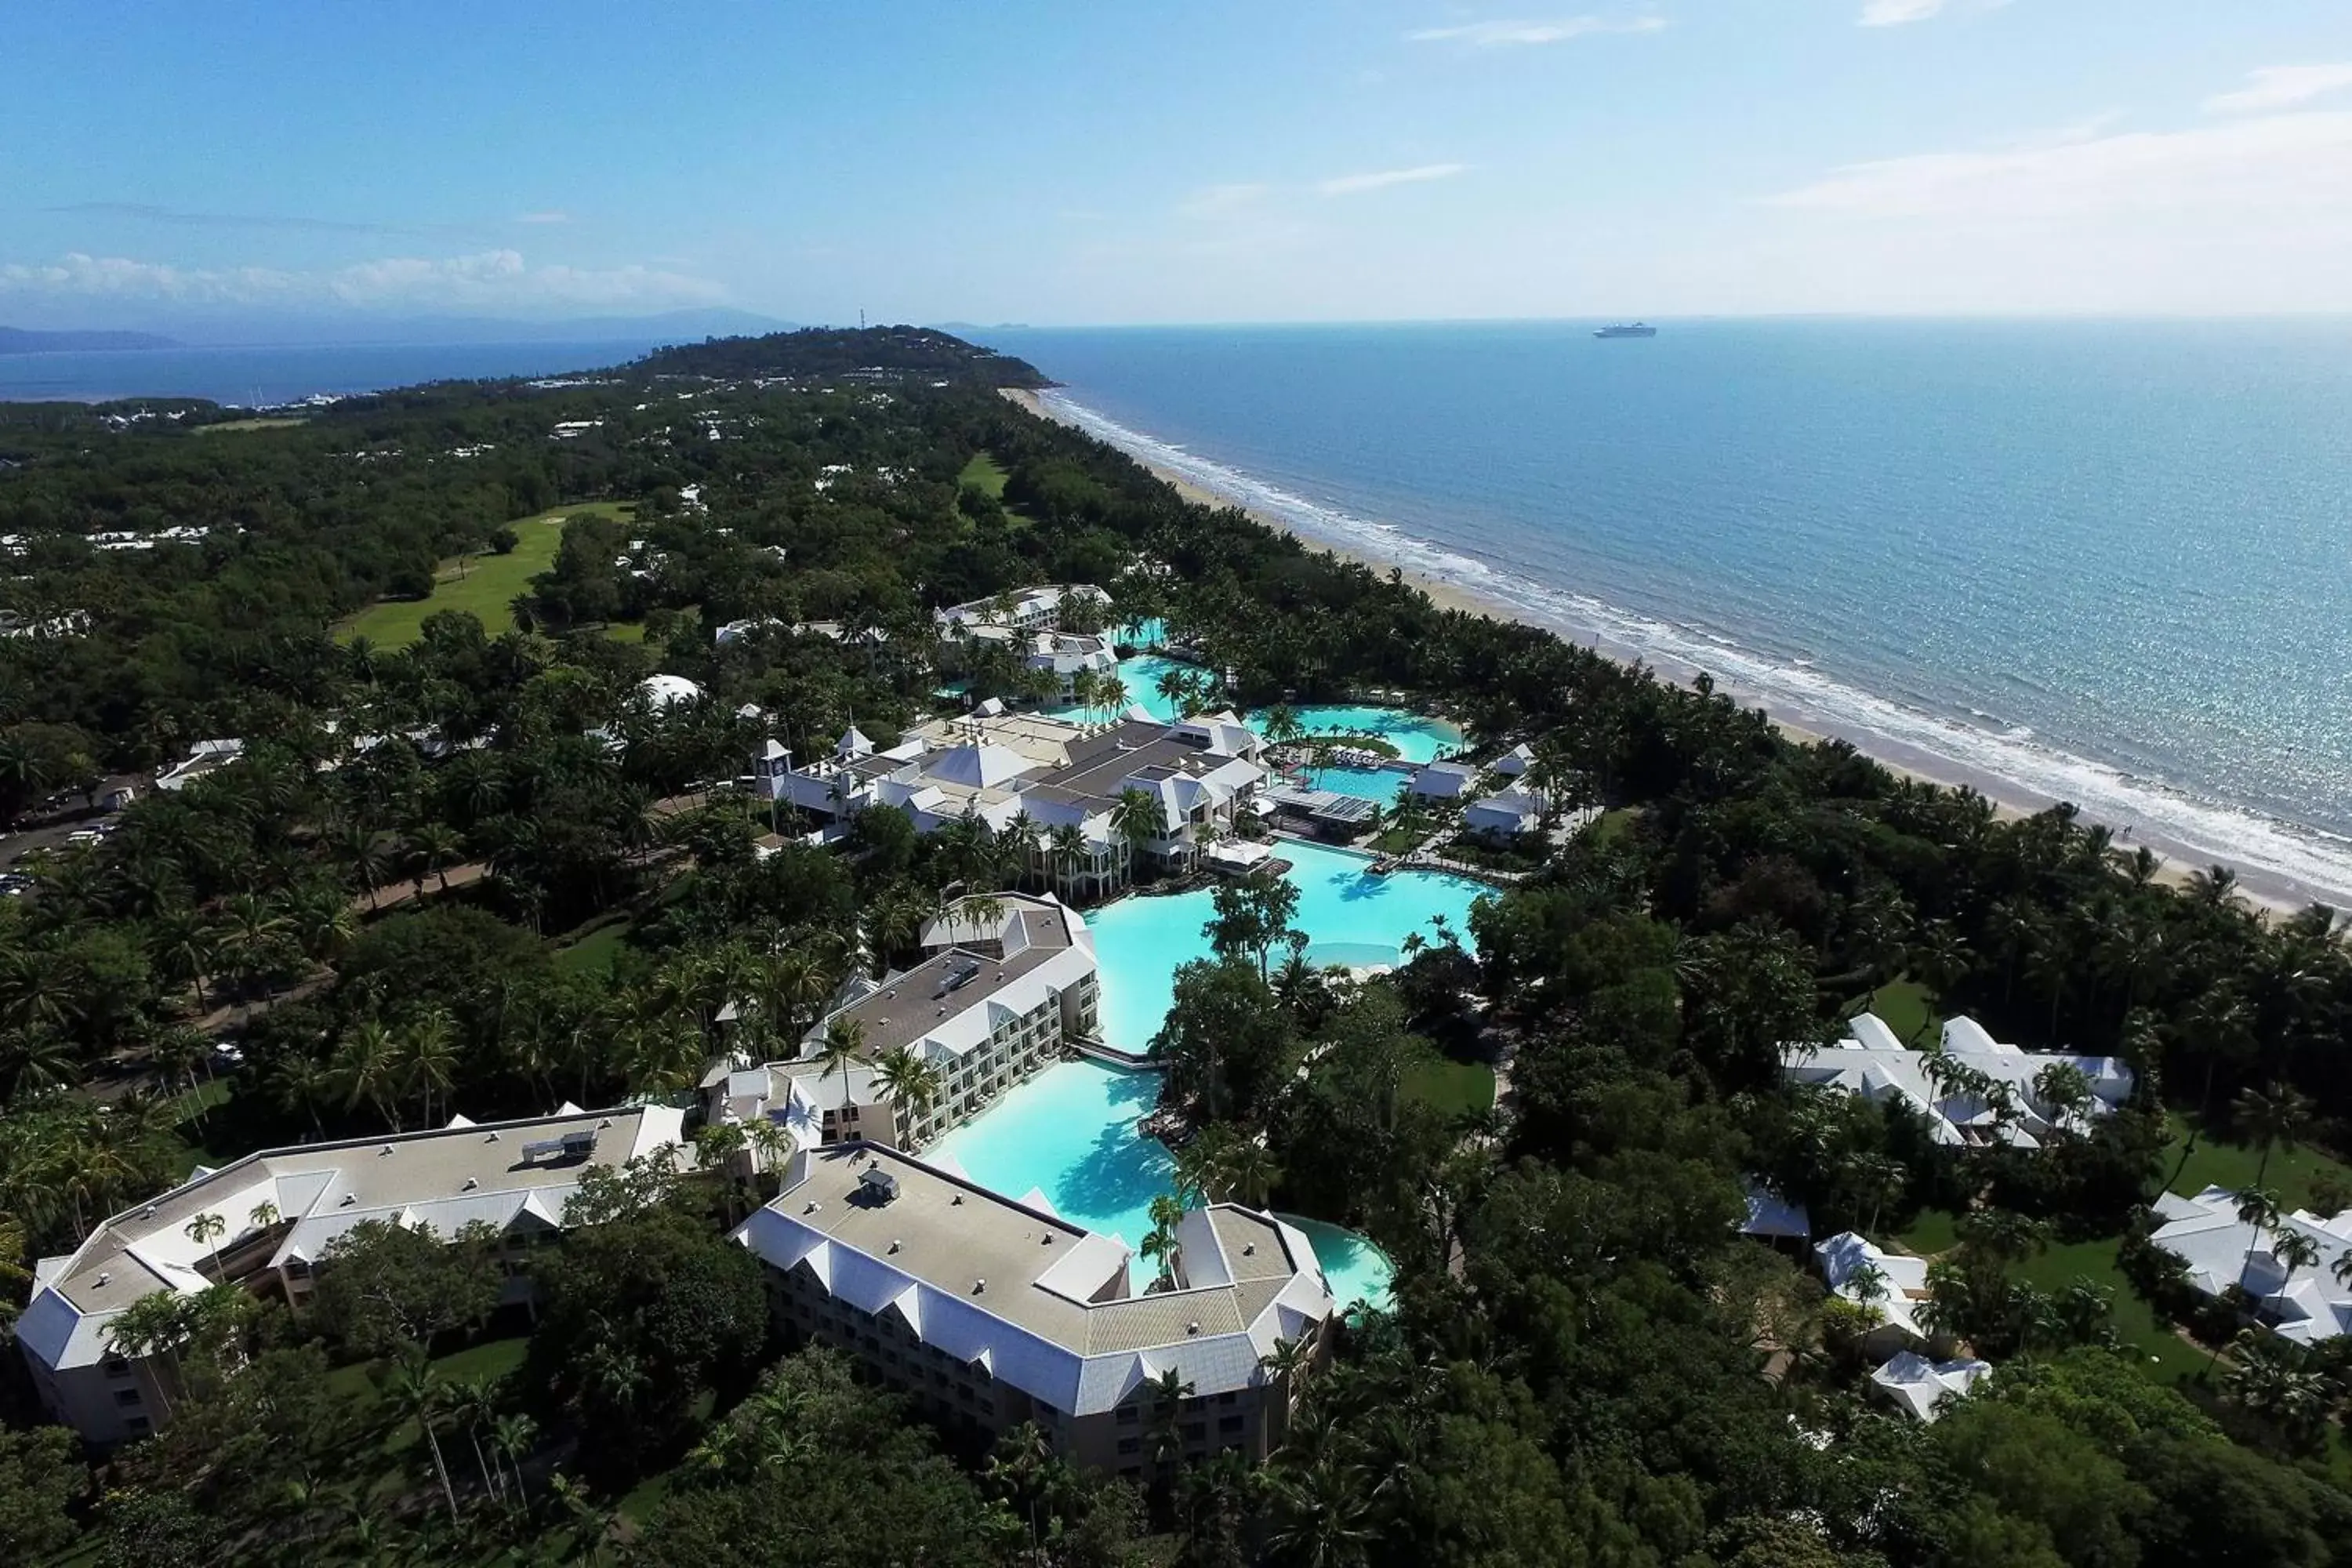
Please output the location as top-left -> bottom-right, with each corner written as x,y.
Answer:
2149,1186 -> 2352,1345
935,583 -> 1109,638
707,894 -> 1105,1156
735,1141 -> 1338,1475
638,673 -> 703,710
1871,1351 -> 1992,1422
17,1106 -> 688,1444
1816,1230 -> 1932,1360
1781,1013 -> 2133,1149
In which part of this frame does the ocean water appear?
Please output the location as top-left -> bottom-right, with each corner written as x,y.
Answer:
0,339 -> 661,406
983,321 -> 2352,909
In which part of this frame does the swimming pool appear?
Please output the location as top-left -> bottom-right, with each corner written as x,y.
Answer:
1041,652 -> 1202,724
1280,1214 -> 1396,1313
1300,764 -> 1411,801
1086,839 -> 1486,1051
1277,705 -> 1464,766
925,1058 -> 1171,1289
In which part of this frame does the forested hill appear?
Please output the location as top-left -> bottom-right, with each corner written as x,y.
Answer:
633,325 -> 1051,387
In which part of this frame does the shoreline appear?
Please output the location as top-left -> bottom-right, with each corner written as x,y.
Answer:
1005,387 -> 2316,917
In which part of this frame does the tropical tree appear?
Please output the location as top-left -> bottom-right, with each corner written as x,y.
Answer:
1140,1191 -> 1187,1287
2234,1081 -> 2316,1191
184,1210 -> 227,1278
873,1046 -> 942,1142
379,1353 -> 461,1523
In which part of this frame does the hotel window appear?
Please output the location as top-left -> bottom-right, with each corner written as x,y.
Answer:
1117,1436 -> 1140,1456
112,1388 -> 144,1409
1116,1405 -> 1139,1425
1218,1414 -> 1246,1436
124,1415 -> 151,1435
102,1357 -> 132,1379
1181,1422 -> 1206,1443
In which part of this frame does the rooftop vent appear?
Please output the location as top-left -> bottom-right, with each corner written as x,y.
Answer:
887,1239 -> 902,1254
1187,1322 -> 1201,1335
96,1272 -> 111,1287
973,1278 -> 986,1294
485,1131 -> 499,1142
1041,1233 -> 1054,1246
379,1145 -> 394,1156
141,1206 -> 155,1220
462,1178 -> 478,1192
951,1193 -> 964,1206
1243,1242 -> 1256,1256
804,1200 -> 822,1214
339,1194 -> 357,1207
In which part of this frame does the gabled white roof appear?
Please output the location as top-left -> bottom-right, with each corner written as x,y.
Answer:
1871,1351 -> 1991,1421
2151,1185 -> 2352,1345
928,742 -> 1033,789
1815,1231 -> 1929,1341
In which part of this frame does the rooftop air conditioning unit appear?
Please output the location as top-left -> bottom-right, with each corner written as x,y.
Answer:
859,1167 -> 901,1203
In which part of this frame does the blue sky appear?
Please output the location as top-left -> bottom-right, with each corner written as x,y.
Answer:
4,2 -> 2350,327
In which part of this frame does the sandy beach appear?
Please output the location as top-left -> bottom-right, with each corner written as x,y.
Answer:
1004,387 -> 2304,914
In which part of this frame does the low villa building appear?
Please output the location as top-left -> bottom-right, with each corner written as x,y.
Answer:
1020,630 -> 1118,699
707,893 -> 1103,1158
749,710 -> 1267,898
735,1142 -> 1338,1477
1407,760 -> 1479,802
16,1106 -> 688,1445
2150,1186 -> 2352,1345
1781,1013 -> 2133,1149
935,583 -> 1109,638
1871,1350 -> 1992,1423
1461,789 -> 1545,841
155,738 -> 244,792
1816,1229 -> 1931,1360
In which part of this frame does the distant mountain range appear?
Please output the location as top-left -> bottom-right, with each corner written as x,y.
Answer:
0,327 -> 182,354
0,307 -> 797,351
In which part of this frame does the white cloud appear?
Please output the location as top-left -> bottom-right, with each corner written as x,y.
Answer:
1762,110 -> 2352,220
1407,15 -> 1666,47
1858,0 -> 1946,24
0,248 -> 724,312
1317,163 -> 1469,197
2204,64 -> 2352,116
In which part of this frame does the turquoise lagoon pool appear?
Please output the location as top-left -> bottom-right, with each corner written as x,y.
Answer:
1281,705 -> 1462,766
1282,1214 -> 1396,1313
1301,763 -> 1411,801
1086,838 -> 1486,1052
924,1058 -> 1396,1302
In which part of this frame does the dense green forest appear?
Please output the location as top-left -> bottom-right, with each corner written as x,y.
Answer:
2,327 -> 2350,1565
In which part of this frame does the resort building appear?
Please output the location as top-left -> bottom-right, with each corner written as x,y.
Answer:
16,1106 -> 688,1445
749,709 -> 1268,898
1406,760 -> 1480,802
154,738 -> 245,792
934,583 -> 1109,638
734,1142 -> 1338,1475
2149,1186 -> 2352,1345
1019,630 -> 1118,699
1461,789 -> 1547,841
1870,1350 -> 1992,1423
1780,1013 -> 2134,1149
706,893 -> 1102,1158
1815,1230 -> 1931,1360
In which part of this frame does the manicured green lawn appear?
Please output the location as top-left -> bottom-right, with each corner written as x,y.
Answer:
1368,828 -> 1421,855
1859,977 -> 1941,1045
1404,1056 -> 1496,1118
194,416 -> 307,434
168,1078 -> 237,1176
1899,1207 -> 2206,1387
2160,1109 -> 2352,1213
1585,806 -> 1641,845
601,620 -> 648,643
336,500 -> 634,648
958,451 -> 1010,498
555,916 -> 633,975
2011,1234 -> 2210,1387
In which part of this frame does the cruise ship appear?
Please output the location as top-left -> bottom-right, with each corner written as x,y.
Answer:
1593,322 -> 1657,339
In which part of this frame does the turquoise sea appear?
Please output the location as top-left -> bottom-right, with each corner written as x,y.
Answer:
983,321 -> 2352,909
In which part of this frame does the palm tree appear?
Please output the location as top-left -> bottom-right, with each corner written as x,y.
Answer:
395,1009 -> 459,1128
815,1015 -> 865,1133
2234,1081 -> 2315,1190
490,1414 -> 537,1506
379,1355 -> 460,1523
1266,1457 -> 1375,1568
873,1046 -> 942,1145
1141,1191 -> 1187,1287
184,1210 -> 227,1279
1047,822 -> 1088,895
1214,1138 -> 1282,1210
410,822 -> 466,895
249,1199 -> 280,1232
2270,1225 -> 2321,1310
335,1016 -> 402,1131
1145,1364 -> 1196,1469
2234,1186 -> 2282,1292
1113,786 -> 1163,862
147,906 -> 216,1012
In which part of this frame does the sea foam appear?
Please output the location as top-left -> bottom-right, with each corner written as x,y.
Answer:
1045,390 -> 2352,911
